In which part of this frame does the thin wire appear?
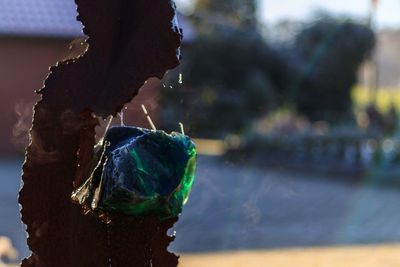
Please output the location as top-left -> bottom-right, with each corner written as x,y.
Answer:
179,122 -> 185,135
119,110 -> 124,126
105,116 -> 113,132
141,104 -> 157,131
98,116 -> 114,145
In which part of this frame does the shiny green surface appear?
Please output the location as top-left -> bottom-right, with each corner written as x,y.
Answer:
72,127 -> 197,220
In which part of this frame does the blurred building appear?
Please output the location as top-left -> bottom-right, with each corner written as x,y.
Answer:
375,30 -> 400,87
0,0 -> 182,155
0,0 -> 82,155
359,29 -> 400,89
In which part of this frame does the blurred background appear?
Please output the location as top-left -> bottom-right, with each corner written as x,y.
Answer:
2,0 -> 400,266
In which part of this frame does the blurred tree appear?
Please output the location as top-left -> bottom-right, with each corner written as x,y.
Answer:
291,18 -> 375,122
192,0 -> 257,30
160,0 -> 277,138
160,5 -> 375,138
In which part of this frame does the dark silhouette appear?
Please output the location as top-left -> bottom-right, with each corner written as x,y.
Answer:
19,1 -> 182,266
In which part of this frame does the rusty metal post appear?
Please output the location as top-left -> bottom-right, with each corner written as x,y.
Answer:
19,1 -> 182,266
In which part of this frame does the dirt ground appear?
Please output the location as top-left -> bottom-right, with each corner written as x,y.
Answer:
179,244 -> 400,267
4,244 -> 400,266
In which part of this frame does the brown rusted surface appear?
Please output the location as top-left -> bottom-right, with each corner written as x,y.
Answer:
19,0 -> 182,266
73,110 -> 98,188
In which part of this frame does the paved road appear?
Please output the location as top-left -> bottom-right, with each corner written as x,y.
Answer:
172,156 -> 400,252
0,158 -> 29,260
2,156 -> 400,260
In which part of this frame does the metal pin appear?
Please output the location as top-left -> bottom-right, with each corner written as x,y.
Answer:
105,116 -> 113,132
179,122 -> 185,135
98,116 -> 114,145
119,110 -> 124,126
141,104 -> 157,131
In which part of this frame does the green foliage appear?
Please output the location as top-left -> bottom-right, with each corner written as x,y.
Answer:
193,0 -> 257,30
291,18 -> 375,122
160,2 -> 375,138
160,35 -> 277,138
160,0 -> 277,138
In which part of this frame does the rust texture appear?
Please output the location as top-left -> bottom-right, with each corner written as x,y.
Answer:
18,0 -> 182,266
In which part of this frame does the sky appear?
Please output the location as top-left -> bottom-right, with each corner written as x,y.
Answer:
259,0 -> 400,29
176,0 -> 400,29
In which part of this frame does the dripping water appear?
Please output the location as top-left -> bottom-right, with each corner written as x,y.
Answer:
149,248 -> 153,267
178,73 -> 183,84
106,218 -> 112,267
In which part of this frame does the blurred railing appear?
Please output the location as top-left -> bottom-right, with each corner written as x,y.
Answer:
227,132 -> 400,176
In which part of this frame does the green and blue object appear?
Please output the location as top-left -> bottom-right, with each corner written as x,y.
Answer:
72,126 -> 196,220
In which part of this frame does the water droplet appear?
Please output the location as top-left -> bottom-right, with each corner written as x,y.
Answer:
178,73 -> 183,84
106,222 -> 112,266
